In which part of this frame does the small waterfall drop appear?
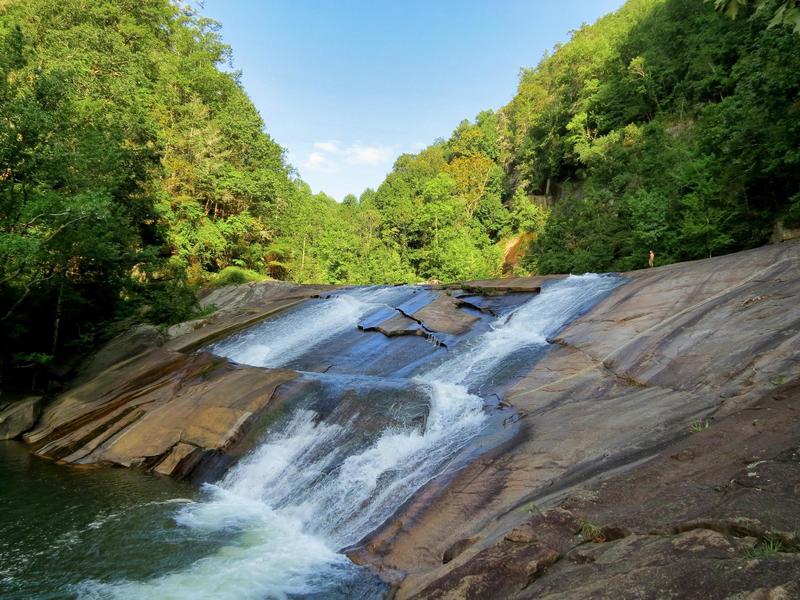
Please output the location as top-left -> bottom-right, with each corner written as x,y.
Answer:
81,274 -> 622,599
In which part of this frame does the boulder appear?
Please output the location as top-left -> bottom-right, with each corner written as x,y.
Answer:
410,295 -> 479,336
0,396 -> 43,440
360,313 -> 425,337
359,290 -> 488,343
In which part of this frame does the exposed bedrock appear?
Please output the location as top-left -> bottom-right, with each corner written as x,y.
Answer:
15,281 -> 335,480
13,278 -> 524,481
23,349 -> 299,480
8,240 -> 800,598
351,240 -> 800,599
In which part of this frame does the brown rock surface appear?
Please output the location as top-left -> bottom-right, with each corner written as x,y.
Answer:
453,275 -> 558,295
19,280 -> 331,480
11,240 -> 800,597
412,509 -> 580,599
24,350 -> 297,479
74,324 -> 165,385
0,396 -> 43,440
408,377 -> 800,599
360,313 -> 426,338
409,295 -> 480,336
360,289 -> 502,343
352,241 -> 800,599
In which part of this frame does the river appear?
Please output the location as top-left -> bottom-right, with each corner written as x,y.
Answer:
0,275 -> 622,599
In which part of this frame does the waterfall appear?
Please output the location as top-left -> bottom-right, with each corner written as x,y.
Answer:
80,274 -> 621,599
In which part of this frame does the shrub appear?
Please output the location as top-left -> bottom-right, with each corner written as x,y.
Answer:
212,266 -> 269,287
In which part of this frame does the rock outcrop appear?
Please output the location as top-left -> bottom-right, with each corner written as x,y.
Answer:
10,240 -> 800,598
351,241 -> 800,599
16,278 -> 507,481
23,350 -> 297,479
407,378 -> 800,599
18,281 -> 332,480
0,396 -> 43,440
359,292 -> 487,345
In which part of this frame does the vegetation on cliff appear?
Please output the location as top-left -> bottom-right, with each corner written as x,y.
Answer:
0,0 -> 408,382
1,0 -> 798,386
365,0 -> 800,277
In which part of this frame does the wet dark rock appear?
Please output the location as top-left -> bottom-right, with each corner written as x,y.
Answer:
0,396 -> 44,440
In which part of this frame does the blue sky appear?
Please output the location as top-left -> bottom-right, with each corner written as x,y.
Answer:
201,0 -> 626,200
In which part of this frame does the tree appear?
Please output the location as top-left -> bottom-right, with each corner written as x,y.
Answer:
710,0 -> 800,32
445,155 -> 502,217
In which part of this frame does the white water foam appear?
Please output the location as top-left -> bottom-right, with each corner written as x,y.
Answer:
82,274 -> 621,599
209,286 -> 411,368
423,274 -> 622,388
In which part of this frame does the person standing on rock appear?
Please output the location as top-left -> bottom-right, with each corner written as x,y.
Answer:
648,249 -> 655,268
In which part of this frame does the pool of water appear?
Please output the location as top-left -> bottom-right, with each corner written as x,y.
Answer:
0,442 -> 201,599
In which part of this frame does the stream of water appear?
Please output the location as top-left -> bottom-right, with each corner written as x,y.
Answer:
1,275 -> 621,599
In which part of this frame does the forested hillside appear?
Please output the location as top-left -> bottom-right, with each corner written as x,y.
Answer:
1,0 -> 798,386
0,0 -> 408,383
361,0 -> 800,277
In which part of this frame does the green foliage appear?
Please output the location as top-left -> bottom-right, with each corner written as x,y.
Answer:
2,0 -> 799,390
0,0 -> 296,388
507,0 -> 800,274
211,266 -> 268,287
710,0 -> 800,33
744,535 -> 800,558
578,519 -> 606,543
364,0 -> 799,280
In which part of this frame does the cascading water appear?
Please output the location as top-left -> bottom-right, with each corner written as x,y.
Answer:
79,274 -> 622,599
209,286 -> 413,369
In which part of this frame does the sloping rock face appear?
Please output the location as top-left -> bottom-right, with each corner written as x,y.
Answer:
410,379 -> 800,599
352,241 -> 800,599
24,350 -> 297,479
165,280 -> 337,352
18,279 -> 518,482
18,281 -> 332,480
11,242 -> 800,598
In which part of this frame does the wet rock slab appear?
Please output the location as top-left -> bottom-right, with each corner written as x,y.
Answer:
358,241 -> 800,599
24,349 -> 297,480
359,287 -> 533,350
17,278 -> 531,480
19,281 -> 333,480
359,290 -> 481,342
